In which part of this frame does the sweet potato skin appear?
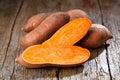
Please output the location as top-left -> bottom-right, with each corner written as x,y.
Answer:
76,24 -> 113,48
22,9 -> 88,32
20,12 -> 70,48
22,13 -> 50,32
67,9 -> 88,21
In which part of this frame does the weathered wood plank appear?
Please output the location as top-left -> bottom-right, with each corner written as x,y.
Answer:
0,0 -> 119,80
4,0 -> 68,80
99,0 -> 120,79
0,0 -> 23,80
58,0 -> 111,80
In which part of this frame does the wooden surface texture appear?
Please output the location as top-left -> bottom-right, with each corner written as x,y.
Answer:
0,0 -> 120,80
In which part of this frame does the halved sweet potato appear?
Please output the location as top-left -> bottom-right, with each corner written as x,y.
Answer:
16,45 -> 90,68
42,18 -> 92,47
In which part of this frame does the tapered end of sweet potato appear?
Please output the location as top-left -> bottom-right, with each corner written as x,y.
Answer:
20,37 -> 32,48
22,13 -> 50,32
91,24 -> 113,40
16,54 -> 42,68
15,55 -> 28,67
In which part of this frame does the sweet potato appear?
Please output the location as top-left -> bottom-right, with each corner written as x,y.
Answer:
21,9 -> 88,32
20,12 -> 70,48
76,24 -> 113,48
16,18 -> 91,68
42,18 -> 92,47
67,9 -> 88,21
22,13 -> 50,32
15,45 -> 90,68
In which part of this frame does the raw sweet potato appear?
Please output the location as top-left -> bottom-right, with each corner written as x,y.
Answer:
20,12 -> 70,48
15,45 -> 90,68
76,24 -> 113,48
16,18 -> 92,68
21,9 -> 88,33
22,13 -> 50,32
42,18 -> 92,47
67,9 -> 88,21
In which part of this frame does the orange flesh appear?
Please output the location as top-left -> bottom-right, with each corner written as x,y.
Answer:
42,18 -> 91,47
22,45 -> 90,64
17,18 -> 92,67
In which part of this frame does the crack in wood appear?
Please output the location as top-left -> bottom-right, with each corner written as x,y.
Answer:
0,0 -> 119,80
1,0 -> 24,70
0,0 -> 24,80
97,0 -> 112,80
95,59 -> 99,79
56,68 -> 59,80
104,43 -> 112,80
9,1 -> 24,80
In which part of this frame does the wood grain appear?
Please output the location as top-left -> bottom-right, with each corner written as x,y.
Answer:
0,0 -> 119,80
99,0 -> 120,79
0,0 -> 23,80
58,0 -> 111,80
6,0 -> 63,80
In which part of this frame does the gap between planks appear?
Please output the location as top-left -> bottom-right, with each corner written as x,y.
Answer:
9,0 -> 24,80
97,0 -> 112,79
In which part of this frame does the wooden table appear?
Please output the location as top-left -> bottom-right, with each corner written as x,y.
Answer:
0,0 -> 120,80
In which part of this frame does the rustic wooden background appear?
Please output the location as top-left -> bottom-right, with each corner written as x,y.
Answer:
0,0 -> 120,80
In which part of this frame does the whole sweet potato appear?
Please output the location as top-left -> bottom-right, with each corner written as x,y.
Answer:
76,24 -> 113,48
20,12 -> 70,48
22,9 -> 88,32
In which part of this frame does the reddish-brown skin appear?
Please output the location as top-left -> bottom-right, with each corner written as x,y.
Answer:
76,24 -> 113,48
67,9 -> 88,21
20,12 -> 70,48
22,13 -> 50,32
22,9 -> 88,32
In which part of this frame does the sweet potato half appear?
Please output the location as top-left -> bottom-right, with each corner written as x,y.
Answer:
16,45 -> 90,68
42,18 -> 92,47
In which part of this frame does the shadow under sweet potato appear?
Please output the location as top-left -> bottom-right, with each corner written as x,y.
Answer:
88,43 -> 110,61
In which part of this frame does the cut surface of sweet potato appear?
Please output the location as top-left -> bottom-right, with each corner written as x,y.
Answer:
23,45 -> 90,64
16,45 -> 90,68
42,18 -> 92,47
